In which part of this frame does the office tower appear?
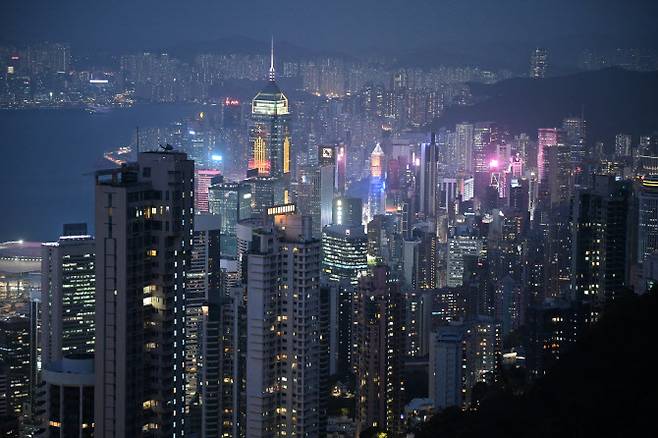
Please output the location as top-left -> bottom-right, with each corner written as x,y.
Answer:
222,97 -> 242,129
41,225 -> 95,365
94,150 -> 194,436
336,144 -> 347,194
322,225 -> 368,286
0,315 -> 30,418
354,265 -> 404,436
245,215 -> 324,437
456,122 -> 474,173
249,39 -> 292,199
615,133 -> 633,159
368,144 -> 386,219
195,169 -> 222,213
571,175 -> 634,305
638,177 -> 658,264
529,48 -> 548,78
419,134 -> 438,217
242,171 -> 276,217
562,117 -> 586,145
473,123 -> 493,181
319,145 -> 337,231
42,356 -> 95,437
321,223 -> 368,374
185,214 -> 222,427
447,231 -> 484,288
428,324 -> 465,411
332,197 -> 362,227
208,179 -> 252,258
536,128 -> 558,182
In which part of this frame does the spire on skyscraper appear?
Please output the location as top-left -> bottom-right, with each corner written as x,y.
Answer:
269,36 -> 276,82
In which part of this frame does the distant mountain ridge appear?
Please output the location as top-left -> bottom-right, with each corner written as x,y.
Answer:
435,67 -> 658,145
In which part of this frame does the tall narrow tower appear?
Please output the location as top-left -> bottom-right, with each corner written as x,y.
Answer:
249,37 -> 292,190
94,151 -> 194,437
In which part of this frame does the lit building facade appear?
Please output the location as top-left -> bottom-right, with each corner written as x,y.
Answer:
41,227 -> 95,365
94,151 -> 193,436
249,40 -> 291,190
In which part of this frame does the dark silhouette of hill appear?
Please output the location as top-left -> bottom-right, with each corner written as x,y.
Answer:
435,68 -> 658,146
414,291 -> 657,438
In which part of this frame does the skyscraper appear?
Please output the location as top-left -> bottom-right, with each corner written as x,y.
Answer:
537,128 -> 558,183
245,214 -> 324,437
249,38 -> 292,201
94,150 -> 194,436
639,178 -> 658,266
419,134 -> 438,217
322,223 -> 368,373
368,144 -> 386,219
41,225 -> 95,365
455,122 -> 474,174
429,324 -> 465,411
571,175 -> 634,305
354,265 -> 405,436
208,179 -> 252,258
194,169 -> 222,213
529,48 -> 548,78
319,145 -> 337,232
185,213 -> 222,427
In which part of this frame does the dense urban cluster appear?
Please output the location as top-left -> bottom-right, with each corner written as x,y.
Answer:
1,39 -> 657,438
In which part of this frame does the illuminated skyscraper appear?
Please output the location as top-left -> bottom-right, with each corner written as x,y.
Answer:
94,151 -> 194,436
537,128 -> 558,182
354,265 -> 404,436
638,177 -> 658,264
245,214 -> 324,437
530,48 -> 548,78
368,144 -> 386,219
185,214 -> 222,427
194,169 -> 221,213
249,38 -> 292,198
41,225 -> 95,365
456,122 -> 474,174
420,133 -> 438,217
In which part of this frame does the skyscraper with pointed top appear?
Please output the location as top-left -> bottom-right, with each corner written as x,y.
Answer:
249,38 -> 292,194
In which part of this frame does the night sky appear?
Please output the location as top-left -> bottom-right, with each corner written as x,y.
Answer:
1,0 -> 657,54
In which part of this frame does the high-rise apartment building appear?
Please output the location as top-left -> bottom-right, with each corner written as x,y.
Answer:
245,214 -> 325,437
354,265 -> 404,436
94,150 -> 194,437
571,175 -> 634,305
185,213 -> 222,426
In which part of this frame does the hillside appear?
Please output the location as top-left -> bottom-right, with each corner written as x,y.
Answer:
414,291 -> 656,438
436,68 -> 658,146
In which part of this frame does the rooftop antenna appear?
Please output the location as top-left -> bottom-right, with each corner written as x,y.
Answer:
269,35 -> 276,82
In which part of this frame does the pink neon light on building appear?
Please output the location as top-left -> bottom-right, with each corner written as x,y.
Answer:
195,169 -> 221,213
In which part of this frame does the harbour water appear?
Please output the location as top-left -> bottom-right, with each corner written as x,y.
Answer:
0,104 -> 201,241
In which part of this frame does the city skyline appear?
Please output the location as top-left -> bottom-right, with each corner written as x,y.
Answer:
1,3 -> 657,437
